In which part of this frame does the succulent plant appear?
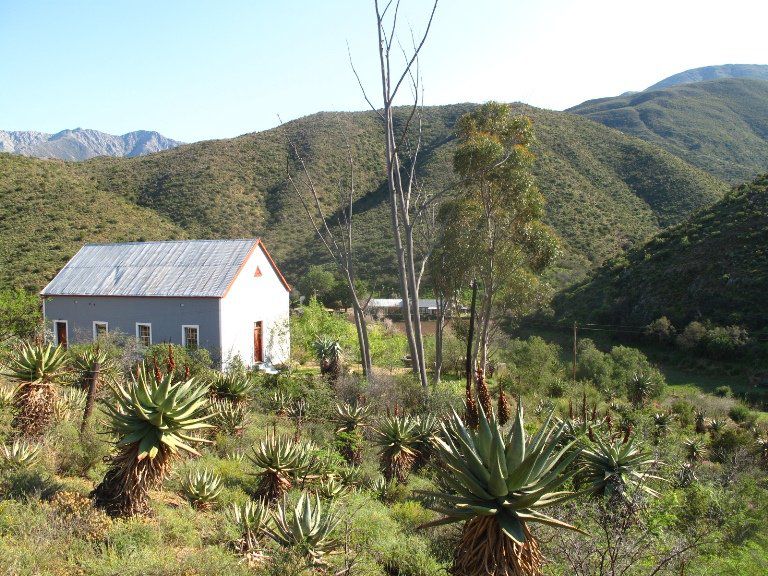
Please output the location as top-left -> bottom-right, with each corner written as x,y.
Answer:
266,492 -> 340,566
228,498 -> 271,555
272,390 -> 291,416
3,342 -> 70,436
313,338 -> 343,382
709,418 -> 727,434
334,400 -> 370,465
675,462 -> 698,488
337,465 -> 361,488
419,402 -> 584,576
683,438 -> 707,462
1,439 -> 41,469
334,400 -> 371,433
72,346 -> 115,380
52,387 -> 88,423
694,410 -> 707,434
413,413 -> 440,469
627,372 -> 653,407
180,469 -> 223,509
211,372 -> 255,403
653,412 -> 674,439
370,475 -> 396,502
373,414 -> 419,483
90,363 -> 213,517
0,381 -> 21,408
317,474 -> 349,500
247,434 -> 312,501
287,398 -> 307,421
578,431 -> 662,502
211,398 -> 249,436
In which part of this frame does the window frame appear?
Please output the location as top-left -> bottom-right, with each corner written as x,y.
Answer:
135,322 -> 152,347
92,321 -> 109,341
181,324 -> 199,349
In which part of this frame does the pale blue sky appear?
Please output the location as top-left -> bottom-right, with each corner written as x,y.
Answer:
1,0 -> 766,142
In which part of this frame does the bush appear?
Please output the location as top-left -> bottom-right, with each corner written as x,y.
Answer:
715,385 -> 733,398
728,404 -> 756,426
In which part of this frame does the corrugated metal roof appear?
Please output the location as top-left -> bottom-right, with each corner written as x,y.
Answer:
41,239 -> 258,297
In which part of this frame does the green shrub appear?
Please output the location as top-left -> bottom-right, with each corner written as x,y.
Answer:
715,385 -> 733,398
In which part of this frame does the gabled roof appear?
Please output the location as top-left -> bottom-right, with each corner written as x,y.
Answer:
41,239 -> 290,298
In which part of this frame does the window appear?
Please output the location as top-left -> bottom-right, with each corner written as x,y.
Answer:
93,321 -> 108,341
182,325 -> 199,349
136,323 -> 152,346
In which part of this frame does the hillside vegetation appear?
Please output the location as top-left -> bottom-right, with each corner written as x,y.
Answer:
569,78 -> 768,182
554,174 -> 768,329
0,155 -> 186,291
1,104 -> 726,292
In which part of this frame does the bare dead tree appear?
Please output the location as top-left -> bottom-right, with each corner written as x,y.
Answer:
283,122 -> 373,378
348,0 -> 441,388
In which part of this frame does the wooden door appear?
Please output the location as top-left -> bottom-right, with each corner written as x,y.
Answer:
55,321 -> 68,349
253,321 -> 263,363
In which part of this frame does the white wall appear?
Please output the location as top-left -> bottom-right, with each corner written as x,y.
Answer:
219,243 -> 290,368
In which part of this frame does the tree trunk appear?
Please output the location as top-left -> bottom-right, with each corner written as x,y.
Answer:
434,295 -> 443,383
351,302 -> 373,377
404,224 -> 429,388
81,361 -> 100,434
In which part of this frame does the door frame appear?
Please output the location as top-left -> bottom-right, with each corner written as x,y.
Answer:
54,320 -> 68,348
253,321 -> 264,364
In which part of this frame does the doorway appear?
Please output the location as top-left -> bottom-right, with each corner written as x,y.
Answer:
55,321 -> 68,349
253,321 -> 263,363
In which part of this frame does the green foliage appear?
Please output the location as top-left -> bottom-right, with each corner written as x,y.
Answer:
2,342 -> 69,384
0,100 -> 727,294
570,78 -> 768,182
0,290 -> 41,342
557,174 -> 768,335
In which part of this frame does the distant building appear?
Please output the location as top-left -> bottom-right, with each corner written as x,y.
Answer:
40,239 -> 291,368
368,298 -> 467,319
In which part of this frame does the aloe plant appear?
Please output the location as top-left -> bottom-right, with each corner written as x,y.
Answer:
211,372 -> 255,403
313,338 -> 343,382
419,402 -> 584,576
334,401 -> 370,465
578,431 -> 662,502
180,469 -> 223,509
247,434 -> 312,501
373,414 -> 419,483
211,398 -> 249,436
1,439 -> 41,469
3,342 -> 70,436
266,492 -> 340,566
228,498 -> 271,554
683,438 -> 707,462
90,363 -> 213,516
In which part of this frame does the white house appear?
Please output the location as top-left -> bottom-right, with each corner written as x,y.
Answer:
40,239 -> 291,368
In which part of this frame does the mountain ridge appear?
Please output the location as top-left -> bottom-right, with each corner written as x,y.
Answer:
0,128 -> 183,161
646,64 -> 768,91
568,78 -> 768,182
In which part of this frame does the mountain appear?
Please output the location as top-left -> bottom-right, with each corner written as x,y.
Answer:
0,128 -> 182,161
569,78 -> 768,182
554,174 -> 768,330
0,104 -> 726,292
646,64 -> 768,91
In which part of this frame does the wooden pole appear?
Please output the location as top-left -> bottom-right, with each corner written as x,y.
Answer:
465,280 -> 478,389
81,361 -> 100,434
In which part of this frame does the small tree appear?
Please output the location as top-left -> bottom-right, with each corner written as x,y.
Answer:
449,101 -> 558,370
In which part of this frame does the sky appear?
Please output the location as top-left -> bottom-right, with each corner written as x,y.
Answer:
1,0 -> 767,143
